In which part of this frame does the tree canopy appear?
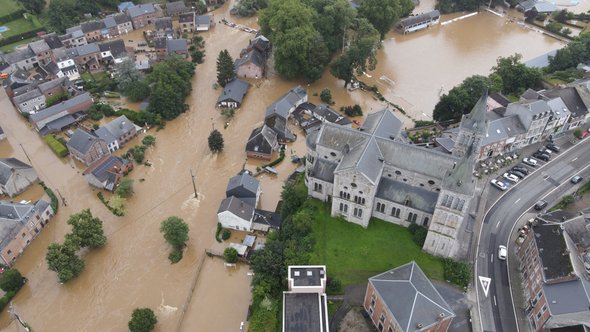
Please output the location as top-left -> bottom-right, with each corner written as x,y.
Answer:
128,308 -> 157,332
492,54 -> 542,96
224,247 -> 238,263
436,0 -> 479,14
66,209 -> 107,249
433,75 -> 498,122
115,178 -> 134,198
216,50 -> 235,87
160,216 -> 189,249
46,241 -> 85,283
146,57 -> 195,120
0,269 -> 25,292
548,32 -> 590,72
20,0 -> 46,14
208,129 -> 224,153
357,0 -> 404,39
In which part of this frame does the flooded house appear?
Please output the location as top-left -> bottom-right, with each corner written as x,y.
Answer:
264,85 -> 307,143
245,125 -> 279,160
0,200 -> 54,266
83,155 -> 133,191
0,158 -> 39,197
234,35 -> 271,79
396,10 -> 440,34
29,92 -> 93,136
94,115 -> 139,153
66,128 -> 110,166
216,79 -> 250,108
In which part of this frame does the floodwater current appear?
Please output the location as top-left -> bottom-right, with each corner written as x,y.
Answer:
0,0 -> 578,330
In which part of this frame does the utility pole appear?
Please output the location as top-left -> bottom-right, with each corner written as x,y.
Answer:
18,144 -> 32,164
190,169 -> 198,199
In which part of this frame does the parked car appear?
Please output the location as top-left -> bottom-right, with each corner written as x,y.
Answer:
523,157 -> 538,167
498,245 -> 507,260
538,148 -> 552,155
534,200 -> 548,211
546,143 -> 560,153
503,172 -> 519,183
512,166 -> 529,175
582,130 -> 589,139
491,179 -> 508,191
532,152 -> 550,162
571,175 -> 583,184
510,170 -> 526,179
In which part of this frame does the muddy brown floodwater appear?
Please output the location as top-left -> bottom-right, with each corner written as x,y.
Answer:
0,0 -> 571,331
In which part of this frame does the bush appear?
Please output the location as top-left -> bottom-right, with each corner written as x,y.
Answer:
414,120 -> 434,128
326,277 -> 342,294
44,185 -> 59,213
0,290 -> 17,312
129,145 -> 147,163
221,229 -> 231,241
574,128 -> 583,139
0,269 -> 25,292
224,247 -> 238,263
340,104 -> 363,117
215,222 -> 223,242
128,308 -> 157,332
44,135 -> 68,157
320,88 -> 332,104
142,135 -> 156,147
442,258 -> 471,288
168,248 -> 183,263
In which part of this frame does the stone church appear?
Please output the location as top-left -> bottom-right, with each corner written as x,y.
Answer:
304,93 -> 488,258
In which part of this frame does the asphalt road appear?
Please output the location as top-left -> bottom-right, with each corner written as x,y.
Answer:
475,138 -> 590,332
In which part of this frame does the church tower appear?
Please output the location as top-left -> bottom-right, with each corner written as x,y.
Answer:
452,90 -> 490,158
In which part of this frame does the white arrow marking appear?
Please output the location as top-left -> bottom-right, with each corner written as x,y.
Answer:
479,276 -> 491,297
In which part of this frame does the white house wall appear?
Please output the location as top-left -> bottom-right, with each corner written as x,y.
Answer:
217,211 -> 252,231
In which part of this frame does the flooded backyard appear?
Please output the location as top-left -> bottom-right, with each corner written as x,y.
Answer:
0,0 -> 575,331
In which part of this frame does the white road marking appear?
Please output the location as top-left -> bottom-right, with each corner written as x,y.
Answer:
479,276 -> 492,297
572,157 -> 578,162
490,254 -> 494,263
515,198 -> 521,204
494,295 -> 497,306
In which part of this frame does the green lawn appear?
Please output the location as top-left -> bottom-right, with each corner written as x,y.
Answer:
308,200 -> 444,287
0,0 -> 22,16
0,36 -> 36,53
3,16 -> 42,38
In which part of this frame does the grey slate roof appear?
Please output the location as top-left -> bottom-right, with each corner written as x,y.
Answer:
217,79 -> 250,105
226,171 -> 259,201
38,76 -> 69,94
118,1 -> 134,12
397,10 -> 440,29
369,262 -> 455,332
337,137 -> 383,184
460,90 -> 489,136
67,129 -> 102,154
154,37 -> 167,49
376,178 -> 439,213
155,17 -> 173,30
94,127 -> 117,147
505,99 -> 552,129
166,39 -> 187,53
83,155 -> 129,191
42,33 -> 64,49
562,216 -> 590,250
3,48 -> 35,64
99,39 -> 127,58
311,158 -> 338,183
42,61 -> 61,76
362,108 -> 403,140
103,16 -> 117,29
533,223 -> 573,282
217,196 -> 255,221
166,0 -> 187,15
113,13 -> 132,25
81,20 -> 106,33
28,40 -> 50,54
246,125 -> 278,155
253,209 -> 282,230
543,280 -> 590,316
195,15 -> 210,26
265,85 -> 307,119
128,4 -> 157,18
546,97 -> 571,119
13,89 -> 43,105
29,92 -> 92,123
313,103 -> 344,123
76,43 -> 100,56
0,158 -> 34,186
482,114 -> 526,146
235,49 -> 264,70
543,87 -> 588,118
178,12 -> 194,23
102,115 -> 135,138
0,200 -> 49,251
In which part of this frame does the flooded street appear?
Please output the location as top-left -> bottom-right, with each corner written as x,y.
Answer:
0,0 -> 573,331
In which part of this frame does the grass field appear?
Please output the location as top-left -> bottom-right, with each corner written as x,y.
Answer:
0,36 -> 36,52
0,0 -> 22,16
3,16 -> 42,38
308,200 -> 444,287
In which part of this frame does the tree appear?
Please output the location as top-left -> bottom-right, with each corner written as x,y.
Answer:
124,81 -> 150,102
116,59 -> 143,91
128,308 -> 157,332
320,88 -> 332,103
208,129 -> 224,153
433,75 -> 497,121
306,0 -> 357,54
554,9 -> 569,23
115,178 -> 134,198
221,107 -> 235,120
230,0 -> 268,16
357,0 -> 401,39
224,247 -> 238,263
341,104 -> 363,117
0,269 -> 25,292
46,242 -> 85,283
280,179 -> 308,218
147,57 -> 195,120
191,50 -> 205,64
108,195 -> 127,216
142,135 -> 156,146
20,0 -> 46,14
67,209 -> 107,249
331,18 -> 380,88
46,0 -> 100,32
160,216 -> 189,249
216,50 -> 235,87
492,54 -> 542,96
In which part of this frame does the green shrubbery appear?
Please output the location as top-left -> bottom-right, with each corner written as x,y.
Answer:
44,134 -> 68,157
442,258 -> 471,289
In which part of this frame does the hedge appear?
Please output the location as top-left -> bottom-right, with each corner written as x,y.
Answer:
44,135 -> 68,157
0,9 -> 25,25
0,27 -> 45,47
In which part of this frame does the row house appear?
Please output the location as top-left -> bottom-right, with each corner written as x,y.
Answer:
103,13 -> 133,38
66,128 -> 109,166
41,33 -> 64,50
0,158 -> 39,197
29,92 -> 93,135
0,47 -> 37,73
99,39 -> 129,66
10,77 -> 73,114
73,43 -> 101,71
154,17 -> 174,39
94,115 -> 138,152
28,39 -> 54,66
81,20 -> 106,42
178,12 -> 214,32
53,48 -> 80,81
154,37 -> 188,60
127,3 -> 162,29
0,200 -> 53,266
83,155 -> 133,192
59,29 -> 88,48
165,1 -> 188,16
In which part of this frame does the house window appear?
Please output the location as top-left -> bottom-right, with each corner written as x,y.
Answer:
423,217 -> 429,226
388,327 -> 393,332
314,182 -> 323,193
391,207 -> 400,218
379,313 -> 385,323
376,202 -> 385,213
370,294 -> 376,307
339,203 -> 348,213
21,233 -> 25,238
457,199 -> 465,211
7,250 -> 11,255
407,212 -> 417,223
354,196 -> 365,205
378,322 -> 384,332
353,207 -> 363,218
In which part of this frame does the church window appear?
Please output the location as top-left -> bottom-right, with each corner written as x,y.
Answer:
457,199 -> 465,211
423,217 -> 429,226
314,183 -> 323,193
391,207 -> 400,218
428,180 -> 435,185
376,202 -> 385,213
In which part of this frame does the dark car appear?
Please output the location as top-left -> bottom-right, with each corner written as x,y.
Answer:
512,166 -> 529,175
510,170 -> 526,179
533,152 -> 550,162
571,175 -> 583,184
546,143 -> 560,153
534,200 -> 548,211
